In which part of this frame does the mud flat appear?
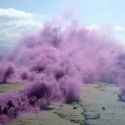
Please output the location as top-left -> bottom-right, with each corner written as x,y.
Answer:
9,102 -> 84,125
0,83 -> 85,125
82,83 -> 125,125
2,83 -> 125,125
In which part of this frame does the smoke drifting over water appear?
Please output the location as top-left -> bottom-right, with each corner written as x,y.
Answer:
0,21 -> 125,122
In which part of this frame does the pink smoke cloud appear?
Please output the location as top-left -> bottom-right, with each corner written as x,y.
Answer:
0,21 -> 125,122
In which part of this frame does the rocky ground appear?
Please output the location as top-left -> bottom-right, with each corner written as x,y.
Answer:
1,83 -> 125,125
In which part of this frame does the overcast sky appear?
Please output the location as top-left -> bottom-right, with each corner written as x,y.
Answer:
0,0 -> 125,48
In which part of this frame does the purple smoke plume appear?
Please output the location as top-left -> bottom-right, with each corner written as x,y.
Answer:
0,21 -> 125,122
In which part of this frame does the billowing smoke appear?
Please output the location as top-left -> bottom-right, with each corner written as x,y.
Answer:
0,21 -> 125,122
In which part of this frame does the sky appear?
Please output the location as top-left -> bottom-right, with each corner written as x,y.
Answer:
0,0 -> 125,48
